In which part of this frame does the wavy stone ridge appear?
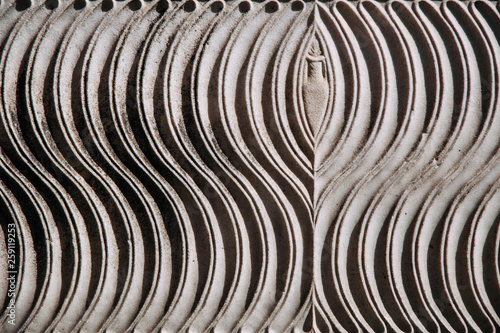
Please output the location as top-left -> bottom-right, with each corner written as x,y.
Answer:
1,0 -> 500,332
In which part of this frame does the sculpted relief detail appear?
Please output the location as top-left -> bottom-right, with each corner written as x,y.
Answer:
303,37 -> 328,139
0,0 -> 499,332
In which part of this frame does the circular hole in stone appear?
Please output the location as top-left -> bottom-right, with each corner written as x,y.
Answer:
211,0 -> 223,12
239,0 -> 250,12
45,0 -> 58,9
15,0 -> 31,11
183,0 -> 196,12
128,0 -> 141,10
265,1 -> 279,13
156,0 -> 168,12
74,0 -> 86,9
291,0 -> 303,11
102,0 -> 113,11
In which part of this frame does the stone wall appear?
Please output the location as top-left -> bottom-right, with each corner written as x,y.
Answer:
0,0 -> 499,331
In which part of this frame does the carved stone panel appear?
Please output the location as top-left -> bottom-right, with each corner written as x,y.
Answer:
0,0 -> 499,332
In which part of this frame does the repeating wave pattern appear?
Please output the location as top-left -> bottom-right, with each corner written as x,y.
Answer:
0,0 -> 499,331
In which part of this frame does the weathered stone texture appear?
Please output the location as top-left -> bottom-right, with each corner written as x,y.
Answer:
0,0 -> 499,331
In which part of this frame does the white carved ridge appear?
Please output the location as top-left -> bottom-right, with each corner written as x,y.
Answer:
0,0 -> 499,332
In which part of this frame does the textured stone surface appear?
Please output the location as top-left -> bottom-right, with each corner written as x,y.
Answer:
0,0 -> 500,331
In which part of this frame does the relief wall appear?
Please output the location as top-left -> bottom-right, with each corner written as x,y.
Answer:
0,0 -> 499,331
